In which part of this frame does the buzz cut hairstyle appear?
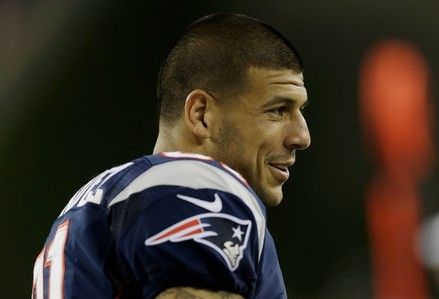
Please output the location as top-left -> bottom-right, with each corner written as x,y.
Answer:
157,13 -> 304,125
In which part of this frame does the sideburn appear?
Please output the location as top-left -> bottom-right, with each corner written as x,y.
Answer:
215,118 -> 241,163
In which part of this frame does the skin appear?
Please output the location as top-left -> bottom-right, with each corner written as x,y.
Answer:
153,66 -> 311,298
155,287 -> 244,299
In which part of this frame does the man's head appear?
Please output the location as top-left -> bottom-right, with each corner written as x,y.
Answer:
155,14 -> 311,206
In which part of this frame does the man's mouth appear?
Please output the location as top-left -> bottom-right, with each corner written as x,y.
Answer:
268,163 -> 291,182
271,164 -> 288,172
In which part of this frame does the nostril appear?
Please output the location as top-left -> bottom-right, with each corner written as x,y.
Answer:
285,135 -> 310,151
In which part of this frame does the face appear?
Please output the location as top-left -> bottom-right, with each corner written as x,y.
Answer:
210,67 -> 311,206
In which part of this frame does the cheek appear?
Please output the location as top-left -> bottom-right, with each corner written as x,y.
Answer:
255,122 -> 285,151
223,119 -> 280,173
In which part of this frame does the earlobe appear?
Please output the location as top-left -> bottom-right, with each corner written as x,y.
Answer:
184,89 -> 214,139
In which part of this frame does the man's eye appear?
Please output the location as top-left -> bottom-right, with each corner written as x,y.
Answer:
268,107 -> 287,116
300,102 -> 308,113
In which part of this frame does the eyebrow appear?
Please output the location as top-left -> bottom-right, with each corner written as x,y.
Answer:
271,80 -> 304,87
262,96 -> 309,108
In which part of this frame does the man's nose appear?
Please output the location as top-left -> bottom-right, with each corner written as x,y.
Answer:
284,114 -> 311,151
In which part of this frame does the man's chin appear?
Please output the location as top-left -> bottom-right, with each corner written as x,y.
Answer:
265,195 -> 283,207
255,186 -> 283,206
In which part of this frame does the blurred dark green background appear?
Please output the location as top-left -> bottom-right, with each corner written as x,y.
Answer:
1,1 -> 438,298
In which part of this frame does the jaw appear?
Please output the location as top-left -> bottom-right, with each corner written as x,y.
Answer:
255,184 -> 284,206
250,166 -> 284,206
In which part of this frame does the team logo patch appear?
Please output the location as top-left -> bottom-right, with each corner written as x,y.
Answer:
145,213 -> 252,271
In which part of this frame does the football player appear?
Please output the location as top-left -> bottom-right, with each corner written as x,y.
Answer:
32,14 -> 310,298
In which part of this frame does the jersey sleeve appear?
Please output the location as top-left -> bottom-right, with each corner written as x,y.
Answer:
108,159 -> 266,298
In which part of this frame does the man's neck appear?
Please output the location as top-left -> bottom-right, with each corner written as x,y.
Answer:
153,124 -> 195,154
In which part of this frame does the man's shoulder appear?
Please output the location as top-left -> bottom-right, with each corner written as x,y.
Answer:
148,152 -> 248,184
111,153 -> 268,277
58,151 -> 257,217
107,151 -> 253,207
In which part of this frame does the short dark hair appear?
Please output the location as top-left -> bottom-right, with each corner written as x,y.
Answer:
157,13 -> 304,125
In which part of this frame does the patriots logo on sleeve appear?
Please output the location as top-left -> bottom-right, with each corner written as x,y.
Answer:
145,213 -> 252,271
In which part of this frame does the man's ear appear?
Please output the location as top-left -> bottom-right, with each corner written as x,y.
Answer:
183,89 -> 216,139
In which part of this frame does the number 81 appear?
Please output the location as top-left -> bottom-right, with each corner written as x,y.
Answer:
32,220 -> 69,299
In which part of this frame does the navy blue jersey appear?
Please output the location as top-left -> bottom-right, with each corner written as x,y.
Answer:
32,152 -> 287,298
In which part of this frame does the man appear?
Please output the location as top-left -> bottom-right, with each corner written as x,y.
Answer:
32,14 -> 310,298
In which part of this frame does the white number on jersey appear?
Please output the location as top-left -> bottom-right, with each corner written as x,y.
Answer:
32,220 -> 70,299
59,162 -> 132,217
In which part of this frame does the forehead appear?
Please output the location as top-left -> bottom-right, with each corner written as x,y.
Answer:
242,67 -> 307,104
248,67 -> 304,85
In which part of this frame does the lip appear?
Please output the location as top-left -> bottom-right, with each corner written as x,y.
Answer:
268,163 -> 290,183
